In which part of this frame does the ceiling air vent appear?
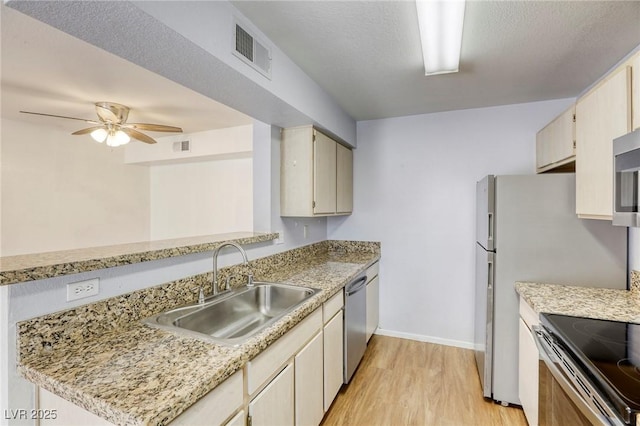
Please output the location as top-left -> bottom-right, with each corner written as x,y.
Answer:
172,140 -> 190,152
233,22 -> 272,79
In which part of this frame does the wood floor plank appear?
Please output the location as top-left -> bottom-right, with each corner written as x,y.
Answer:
321,335 -> 528,426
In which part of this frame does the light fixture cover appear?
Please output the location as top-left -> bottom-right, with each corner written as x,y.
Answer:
106,130 -> 131,147
416,0 -> 466,76
90,128 -> 108,143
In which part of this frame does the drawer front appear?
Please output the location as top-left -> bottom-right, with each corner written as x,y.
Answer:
248,309 -> 322,396
171,370 -> 243,425
366,261 -> 379,281
323,290 -> 344,324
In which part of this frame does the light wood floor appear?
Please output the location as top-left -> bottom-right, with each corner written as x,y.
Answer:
321,335 -> 528,426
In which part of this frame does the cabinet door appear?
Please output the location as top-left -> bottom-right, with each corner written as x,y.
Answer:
249,363 -> 294,426
536,106 -> 575,172
336,144 -> 353,214
536,126 -> 553,170
366,276 -> 379,342
576,66 -> 631,219
225,410 -> 245,426
518,319 -> 539,426
170,370 -> 243,425
553,106 -> 576,165
323,312 -> 343,412
633,53 -> 640,131
281,126 -> 315,217
295,332 -> 324,426
313,131 -> 337,214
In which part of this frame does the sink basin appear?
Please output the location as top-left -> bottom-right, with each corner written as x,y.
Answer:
144,282 -> 320,346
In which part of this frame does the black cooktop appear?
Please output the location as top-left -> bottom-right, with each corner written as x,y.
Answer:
541,313 -> 640,417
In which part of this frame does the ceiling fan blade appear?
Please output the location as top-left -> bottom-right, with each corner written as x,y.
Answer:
95,104 -> 121,123
121,128 -> 157,144
124,123 -> 183,132
71,126 -> 105,135
19,111 -> 100,124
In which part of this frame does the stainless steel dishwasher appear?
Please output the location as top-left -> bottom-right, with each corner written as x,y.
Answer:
343,272 -> 368,383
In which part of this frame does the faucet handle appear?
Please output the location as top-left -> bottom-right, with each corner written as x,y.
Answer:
191,286 -> 206,304
247,273 -> 254,287
225,274 -> 239,291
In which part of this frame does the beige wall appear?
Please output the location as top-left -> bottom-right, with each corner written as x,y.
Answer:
1,118 -> 151,256
150,158 -> 253,240
1,119 -> 255,255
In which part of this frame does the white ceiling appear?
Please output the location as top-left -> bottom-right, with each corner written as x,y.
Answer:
0,6 -> 252,135
232,0 -> 640,121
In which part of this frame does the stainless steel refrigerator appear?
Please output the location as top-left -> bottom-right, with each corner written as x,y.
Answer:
474,174 -> 627,406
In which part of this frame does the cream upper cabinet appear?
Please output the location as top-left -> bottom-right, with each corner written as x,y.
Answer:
281,126 -> 353,217
536,105 -> 576,173
313,131 -> 338,214
576,66 -> 632,219
336,143 -> 354,214
633,53 -> 640,131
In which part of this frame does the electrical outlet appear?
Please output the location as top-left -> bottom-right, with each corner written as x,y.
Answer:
274,231 -> 284,245
303,225 -> 308,239
67,278 -> 99,302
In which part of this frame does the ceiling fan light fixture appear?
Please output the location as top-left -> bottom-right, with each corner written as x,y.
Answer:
20,101 -> 181,146
90,128 -> 108,143
106,129 -> 131,147
416,0 -> 466,76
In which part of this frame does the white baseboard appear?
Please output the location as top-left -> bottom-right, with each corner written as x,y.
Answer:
373,328 -> 474,350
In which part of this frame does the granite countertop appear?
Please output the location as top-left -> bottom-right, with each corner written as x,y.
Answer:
515,281 -> 640,323
18,245 -> 380,426
0,232 -> 278,286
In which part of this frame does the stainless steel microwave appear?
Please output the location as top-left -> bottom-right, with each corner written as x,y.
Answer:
613,128 -> 640,227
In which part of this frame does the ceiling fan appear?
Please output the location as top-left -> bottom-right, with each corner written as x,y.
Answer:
19,102 -> 183,147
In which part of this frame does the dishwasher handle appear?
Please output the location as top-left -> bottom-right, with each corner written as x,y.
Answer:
345,276 -> 367,296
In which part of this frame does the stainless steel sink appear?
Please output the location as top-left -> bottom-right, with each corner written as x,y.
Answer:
144,282 -> 320,346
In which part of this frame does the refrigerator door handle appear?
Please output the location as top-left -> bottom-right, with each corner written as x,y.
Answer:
488,212 -> 494,248
487,252 -> 495,288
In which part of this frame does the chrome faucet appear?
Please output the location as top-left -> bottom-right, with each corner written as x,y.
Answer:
211,242 -> 254,296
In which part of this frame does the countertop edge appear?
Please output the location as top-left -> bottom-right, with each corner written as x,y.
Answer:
0,232 -> 278,286
515,281 -> 640,324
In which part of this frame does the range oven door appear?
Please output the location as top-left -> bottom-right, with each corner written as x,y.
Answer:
532,326 -> 627,426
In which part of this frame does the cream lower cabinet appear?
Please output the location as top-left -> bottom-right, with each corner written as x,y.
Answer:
295,332 -> 324,426
247,309 -> 323,426
366,262 -> 380,342
225,410 -> 246,426
518,298 -> 540,426
249,363 -> 295,426
322,290 -> 344,412
576,65 -> 632,219
35,302 -> 342,426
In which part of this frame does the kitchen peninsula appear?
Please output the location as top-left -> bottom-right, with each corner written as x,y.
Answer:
12,239 -> 380,425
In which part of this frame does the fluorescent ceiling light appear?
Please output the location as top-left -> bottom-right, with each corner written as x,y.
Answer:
416,0 -> 466,76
